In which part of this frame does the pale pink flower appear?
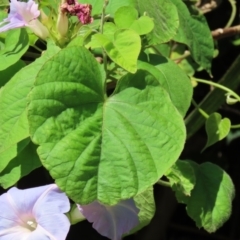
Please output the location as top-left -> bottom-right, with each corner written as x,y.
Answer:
0,0 -> 49,39
0,184 -> 70,240
78,199 -> 140,240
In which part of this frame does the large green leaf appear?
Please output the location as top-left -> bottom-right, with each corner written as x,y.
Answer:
94,29 -> 141,73
0,138 -> 30,173
0,43 -> 61,153
0,28 -> 29,71
134,0 -> 179,44
203,112 -> 231,151
0,60 -> 25,87
0,141 -> 42,188
27,46 -> 186,205
170,0 -> 214,72
176,161 -> 235,233
138,54 -> 193,117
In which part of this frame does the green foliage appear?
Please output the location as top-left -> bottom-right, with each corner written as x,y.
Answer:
27,46 -> 186,204
0,60 -> 25,87
138,54 -> 193,116
0,0 -> 237,235
0,29 -> 29,71
114,6 -> 154,35
171,0 -> 214,72
0,141 -> 41,188
94,29 -> 141,73
131,187 -> 155,233
165,160 -> 195,197
203,113 -> 231,151
0,43 -> 61,154
169,160 -> 235,233
134,0 -> 179,44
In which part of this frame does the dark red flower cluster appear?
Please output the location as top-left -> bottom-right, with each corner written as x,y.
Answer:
62,0 -> 93,24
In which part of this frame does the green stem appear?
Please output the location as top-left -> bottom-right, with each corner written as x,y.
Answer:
32,44 -> 43,52
225,0 -> 237,28
191,99 -> 209,119
100,0 -> 108,73
157,179 -> 171,188
185,54 -> 240,139
231,124 -> 240,129
193,78 -> 240,102
24,51 -> 41,58
172,50 -> 191,62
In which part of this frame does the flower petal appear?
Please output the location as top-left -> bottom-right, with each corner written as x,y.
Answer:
35,214 -> 70,240
0,19 -> 26,32
78,199 -> 140,240
10,0 -> 40,23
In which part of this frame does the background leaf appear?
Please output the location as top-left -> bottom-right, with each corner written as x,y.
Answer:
130,187 -> 155,234
0,43 -> 61,154
28,46 -> 186,205
0,28 -> 29,71
138,54 -> 193,116
165,160 -> 196,197
203,112 -> 231,151
0,141 -> 42,188
171,0 -> 214,72
134,0 -> 179,44
106,0 -> 135,16
94,29 -> 141,73
114,6 -> 154,35
174,160 -> 235,233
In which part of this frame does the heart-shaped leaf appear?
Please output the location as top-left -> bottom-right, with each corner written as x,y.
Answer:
175,161 -> 235,233
94,29 -> 141,73
114,6 -> 154,35
203,112 -> 231,151
27,46 -> 186,205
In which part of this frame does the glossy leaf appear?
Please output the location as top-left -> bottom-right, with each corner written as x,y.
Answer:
27,46 -> 186,205
177,161 -> 235,233
203,113 -> 231,151
0,29 -> 29,71
138,54 -> 193,116
134,0 -> 179,44
0,43 -> 61,153
171,0 -> 214,72
94,29 -> 141,73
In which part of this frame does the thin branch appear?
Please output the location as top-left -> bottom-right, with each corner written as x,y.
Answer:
212,25 -> 240,40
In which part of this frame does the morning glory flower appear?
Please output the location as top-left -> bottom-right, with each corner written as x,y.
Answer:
0,0 -> 49,39
0,184 -> 70,240
78,199 -> 140,240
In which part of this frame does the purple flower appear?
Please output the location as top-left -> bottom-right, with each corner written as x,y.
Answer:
0,0 -> 49,39
0,184 -> 70,239
78,199 -> 140,240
